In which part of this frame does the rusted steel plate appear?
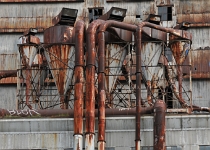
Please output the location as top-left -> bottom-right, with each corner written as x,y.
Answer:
44,25 -> 75,44
176,0 -> 210,24
0,0 -> 83,2
0,17 -> 52,33
183,49 -> 210,78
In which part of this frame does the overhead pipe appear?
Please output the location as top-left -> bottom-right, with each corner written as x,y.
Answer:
86,19 -> 106,150
74,20 -> 85,150
97,20 -> 192,150
154,100 -> 166,150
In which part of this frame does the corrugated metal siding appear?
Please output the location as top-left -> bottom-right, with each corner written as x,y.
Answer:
0,33 -> 43,54
176,0 -> 210,24
183,79 -> 210,107
0,86 -> 16,109
183,49 -> 210,77
0,1 -> 155,32
0,54 -> 17,69
0,116 -> 209,149
188,28 -> 210,50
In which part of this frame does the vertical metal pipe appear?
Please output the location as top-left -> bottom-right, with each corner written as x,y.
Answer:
154,100 -> 166,150
86,19 -> 105,150
135,26 -> 142,150
74,20 -> 85,150
98,31 -> 106,150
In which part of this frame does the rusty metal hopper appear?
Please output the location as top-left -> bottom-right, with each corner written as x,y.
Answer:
141,42 -> 162,81
105,44 -> 127,93
169,40 -> 190,65
43,25 -> 75,109
44,45 -> 75,109
18,45 -> 47,109
19,45 -> 38,67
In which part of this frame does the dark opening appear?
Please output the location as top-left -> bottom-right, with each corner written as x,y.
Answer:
165,86 -> 173,108
158,6 -> 172,21
89,8 -> 103,23
158,87 -> 163,100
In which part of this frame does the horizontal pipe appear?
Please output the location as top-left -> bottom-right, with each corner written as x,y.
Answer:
1,107 -> 209,119
0,70 -> 17,79
0,107 -> 154,119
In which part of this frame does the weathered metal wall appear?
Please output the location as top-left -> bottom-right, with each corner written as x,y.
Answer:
182,79 -> 210,107
0,86 -> 16,109
0,1 -> 154,33
0,115 -> 209,150
176,0 -> 210,25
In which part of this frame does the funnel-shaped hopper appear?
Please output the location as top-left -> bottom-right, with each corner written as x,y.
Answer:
19,45 -> 47,109
19,46 -> 46,88
141,42 -> 162,81
19,45 -> 38,67
169,35 -> 190,65
105,44 -> 127,93
44,45 -> 75,109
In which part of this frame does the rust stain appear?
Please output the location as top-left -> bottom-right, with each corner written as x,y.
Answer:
0,17 -> 52,33
44,25 -> 75,44
0,77 -> 17,84
183,49 -> 210,78
45,45 -> 73,109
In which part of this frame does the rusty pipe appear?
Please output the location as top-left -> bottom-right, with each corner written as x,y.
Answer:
0,70 -> 17,79
0,107 -> 154,119
97,20 -> 136,150
154,100 -> 166,150
86,19 -> 105,150
74,20 -> 85,150
192,105 -> 210,112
